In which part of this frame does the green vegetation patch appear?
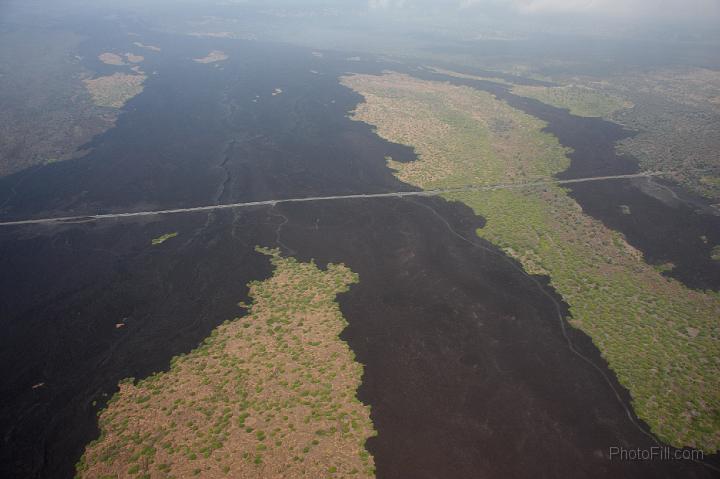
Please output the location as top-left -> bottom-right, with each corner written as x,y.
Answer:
344,72 -> 720,452
76,248 -> 375,478
512,84 -> 631,119
84,72 -> 146,109
151,232 -> 178,245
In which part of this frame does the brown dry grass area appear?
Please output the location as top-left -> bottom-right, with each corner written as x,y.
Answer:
193,50 -> 229,64
99,53 -> 126,65
76,249 -> 375,479
341,72 -> 568,189
125,53 -> 144,64
84,73 -> 146,108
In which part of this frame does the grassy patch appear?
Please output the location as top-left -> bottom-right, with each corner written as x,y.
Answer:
76,248 -> 375,478
151,232 -> 179,245
84,73 -> 146,109
511,84 -> 631,118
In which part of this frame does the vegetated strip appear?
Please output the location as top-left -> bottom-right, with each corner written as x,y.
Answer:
0,171 -> 670,227
341,72 -> 720,453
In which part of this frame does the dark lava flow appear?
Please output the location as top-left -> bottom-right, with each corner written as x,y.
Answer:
413,68 -> 720,291
0,26 -> 715,479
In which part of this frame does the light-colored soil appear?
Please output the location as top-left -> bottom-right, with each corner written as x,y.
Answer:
193,51 -> 229,64
99,52 -> 126,65
76,248 -> 375,478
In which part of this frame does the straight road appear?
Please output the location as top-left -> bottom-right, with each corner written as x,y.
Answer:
0,171 -> 670,227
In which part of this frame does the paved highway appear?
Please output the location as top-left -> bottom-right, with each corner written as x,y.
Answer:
0,171 -> 668,227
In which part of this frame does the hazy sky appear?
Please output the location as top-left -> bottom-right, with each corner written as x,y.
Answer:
369,0 -> 720,22
4,0 -> 718,24
2,0 -> 718,37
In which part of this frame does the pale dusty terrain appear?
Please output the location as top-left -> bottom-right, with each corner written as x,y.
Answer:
193,50 -> 229,64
